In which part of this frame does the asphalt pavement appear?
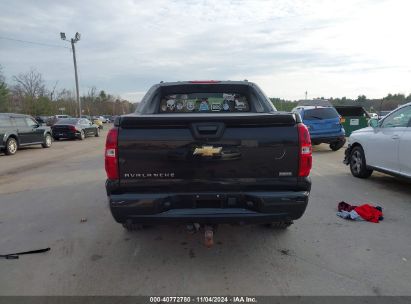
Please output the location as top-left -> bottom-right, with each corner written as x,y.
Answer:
0,127 -> 410,295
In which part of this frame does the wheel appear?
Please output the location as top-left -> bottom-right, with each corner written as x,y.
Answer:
265,220 -> 293,229
122,222 -> 145,231
42,133 -> 52,148
5,137 -> 18,155
95,128 -> 100,137
78,130 -> 85,140
330,140 -> 345,151
350,146 -> 373,178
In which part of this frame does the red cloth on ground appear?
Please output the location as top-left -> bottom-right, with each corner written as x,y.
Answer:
354,204 -> 383,223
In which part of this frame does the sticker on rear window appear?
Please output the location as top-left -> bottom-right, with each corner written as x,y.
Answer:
199,99 -> 209,111
159,93 -> 250,113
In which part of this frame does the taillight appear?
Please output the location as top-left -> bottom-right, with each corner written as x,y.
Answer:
298,124 -> 312,177
340,116 -> 345,124
69,125 -> 76,132
105,128 -> 119,179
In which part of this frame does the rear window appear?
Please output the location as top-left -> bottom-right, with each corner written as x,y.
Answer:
159,93 -> 250,113
303,108 -> 339,120
56,118 -> 79,124
12,117 -> 28,127
0,117 -> 11,127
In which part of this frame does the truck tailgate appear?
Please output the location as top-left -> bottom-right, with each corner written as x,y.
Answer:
117,113 -> 300,192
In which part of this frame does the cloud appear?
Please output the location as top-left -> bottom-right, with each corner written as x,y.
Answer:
1,0 -> 410,101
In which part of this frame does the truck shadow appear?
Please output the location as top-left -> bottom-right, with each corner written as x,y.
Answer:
312,144 -> 345,154
367,172 -> 411,193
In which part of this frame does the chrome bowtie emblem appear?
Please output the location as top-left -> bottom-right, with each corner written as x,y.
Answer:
193,146 -> 222,157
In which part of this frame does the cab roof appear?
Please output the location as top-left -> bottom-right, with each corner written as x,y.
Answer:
294,106 -> 334,110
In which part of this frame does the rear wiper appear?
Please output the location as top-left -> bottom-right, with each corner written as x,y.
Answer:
308,116 -> 323,120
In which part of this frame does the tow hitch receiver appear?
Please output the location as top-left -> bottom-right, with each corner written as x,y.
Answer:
204,225 -> 214,248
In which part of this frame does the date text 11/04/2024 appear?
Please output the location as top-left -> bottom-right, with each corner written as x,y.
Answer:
149,297 -> 257,303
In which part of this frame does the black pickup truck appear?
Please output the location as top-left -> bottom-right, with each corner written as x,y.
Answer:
105,81 -> 312,235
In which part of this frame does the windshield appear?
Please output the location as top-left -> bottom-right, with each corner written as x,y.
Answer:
303,108 -> 339,120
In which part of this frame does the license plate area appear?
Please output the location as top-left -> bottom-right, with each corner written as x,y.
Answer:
196,198 -> 222,208
164,194 -> 253,210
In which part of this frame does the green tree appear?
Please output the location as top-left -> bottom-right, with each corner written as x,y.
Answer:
357,95 -> 367,102
99,90 -> 107,100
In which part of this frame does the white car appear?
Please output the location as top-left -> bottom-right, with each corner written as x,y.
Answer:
344,102 -> 411,179
98,116 -> 108,123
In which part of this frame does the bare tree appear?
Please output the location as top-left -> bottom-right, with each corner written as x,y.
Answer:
87,86 -> 97,101
49,81 -> 59,101
12,68 -> 46,99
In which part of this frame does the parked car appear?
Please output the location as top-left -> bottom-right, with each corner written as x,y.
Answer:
46,114 -> 71,126
103,115 -> 113,123
105,80 -> 312,237
80,115 -> 92,120
0,113 -> 53,155
98,116 -> 108,123
91,116 -> 104,129
51,118 -> 100,140
292,106 -> 346,151
344,102 -> 411,180
35,115 -> 50,125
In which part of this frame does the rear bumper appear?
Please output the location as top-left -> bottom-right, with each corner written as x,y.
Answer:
52,131 -> 77,139
108,190 -> 310,224
311,134 -> 345,144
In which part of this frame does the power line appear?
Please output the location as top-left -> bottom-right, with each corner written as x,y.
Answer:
0,36 -> 70,49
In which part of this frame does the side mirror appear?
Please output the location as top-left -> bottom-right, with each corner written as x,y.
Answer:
369,118 -> 379,128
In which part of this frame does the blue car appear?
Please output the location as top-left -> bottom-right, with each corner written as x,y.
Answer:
292,106 -> 346,151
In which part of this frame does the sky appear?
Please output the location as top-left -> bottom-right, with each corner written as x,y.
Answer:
1,0 -> 410,102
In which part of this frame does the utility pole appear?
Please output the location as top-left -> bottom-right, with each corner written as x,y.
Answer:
60,32 -> 81,117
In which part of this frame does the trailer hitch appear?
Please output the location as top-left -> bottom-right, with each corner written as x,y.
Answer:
204,225 -> 214,248
186,224 -> 217,248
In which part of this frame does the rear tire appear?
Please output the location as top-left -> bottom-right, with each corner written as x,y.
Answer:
5,137 -> 18,155
78,130 -> 85,140
350,146 -> 373,178
265,220 -> 293,229
42,133 -> 52,148
330,140 -> 345,151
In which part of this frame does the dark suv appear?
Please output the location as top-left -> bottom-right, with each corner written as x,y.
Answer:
0,113 -> 53,155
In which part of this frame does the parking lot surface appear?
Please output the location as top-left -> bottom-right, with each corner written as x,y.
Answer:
0,129 -> 410,295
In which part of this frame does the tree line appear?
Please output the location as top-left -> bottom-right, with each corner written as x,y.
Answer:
2,64 -> 409,116
0,65 -> 136,117
271,93 -> 411,112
